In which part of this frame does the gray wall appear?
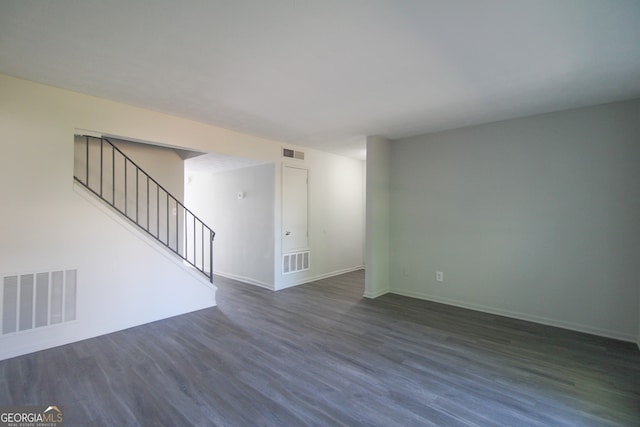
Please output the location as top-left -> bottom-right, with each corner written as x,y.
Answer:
365,136 -> 391,298
389,100 -> 640,341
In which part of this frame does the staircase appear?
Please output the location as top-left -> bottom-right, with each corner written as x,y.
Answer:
74,135 -> 215,282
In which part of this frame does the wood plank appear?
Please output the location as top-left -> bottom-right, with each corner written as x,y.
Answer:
0,270 -> 638,426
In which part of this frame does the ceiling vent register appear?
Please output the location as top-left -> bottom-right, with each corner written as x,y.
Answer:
283,148 -> 305,160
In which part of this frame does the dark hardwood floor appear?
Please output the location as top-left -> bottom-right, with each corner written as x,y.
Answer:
1,270 -> 639,426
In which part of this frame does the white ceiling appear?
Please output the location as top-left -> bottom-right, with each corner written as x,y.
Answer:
185,151 -> 270,174
1,1 -> 639,160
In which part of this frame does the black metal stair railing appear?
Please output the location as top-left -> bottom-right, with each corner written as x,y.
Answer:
74,135 -> 215,282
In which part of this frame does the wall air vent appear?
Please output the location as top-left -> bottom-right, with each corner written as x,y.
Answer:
282,251 -> 310,274
283,148 -> 305,160
2,269 -> 77,335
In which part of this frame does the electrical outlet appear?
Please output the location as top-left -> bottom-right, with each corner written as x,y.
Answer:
436,271 -> 444,282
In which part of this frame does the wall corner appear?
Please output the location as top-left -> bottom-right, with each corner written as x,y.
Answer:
364,136 -> 391,298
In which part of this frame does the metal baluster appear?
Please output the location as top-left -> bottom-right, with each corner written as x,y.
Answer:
201,224 -> 204,271
112,143 -> 115,205
193,215 -> 198,264
100,138 -> 103,197
184,211 -> 188,261
175,200 -> 178,253
135,169 -> 139,224
74,136 -> 216,282
124,157 -> 128,216
85,136 -> 89,185
157,185 -> 160,239
146,176 -> 150,232
210,230 -> 215,282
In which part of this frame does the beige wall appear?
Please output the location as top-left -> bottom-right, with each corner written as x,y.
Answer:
0,76 -> 219,360
109,138 -> 185,202
0,74 -> 364,358
74,136 -> 188,254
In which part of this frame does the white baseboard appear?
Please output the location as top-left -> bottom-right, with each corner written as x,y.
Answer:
213,271 -> 274,290
363,288 -> 390,299
391,288 -> 636,343
275,265 -> 364,290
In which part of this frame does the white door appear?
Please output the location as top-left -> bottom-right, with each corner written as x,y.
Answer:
283,166 -> 308,252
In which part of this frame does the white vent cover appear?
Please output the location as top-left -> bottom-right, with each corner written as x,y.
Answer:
2,270 -> 77,335
282,251 -> 310,274
283,148 -> 305,160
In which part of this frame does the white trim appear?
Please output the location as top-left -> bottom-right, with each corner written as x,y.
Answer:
215,266 -> 365,291
363,288 -> 390,299
213,271 -> 274,290
281,164 -> 310,256
0,323 -> 83,361
391,288 -> 636,343
74,128 -> 103,138
275,266 -> 364,290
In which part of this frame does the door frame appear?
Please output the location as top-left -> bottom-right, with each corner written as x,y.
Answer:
281,164 -> 309,254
